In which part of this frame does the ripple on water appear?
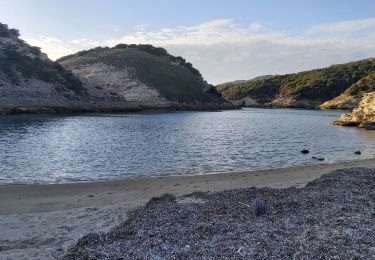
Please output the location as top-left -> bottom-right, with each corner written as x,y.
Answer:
0,108 -> 374,184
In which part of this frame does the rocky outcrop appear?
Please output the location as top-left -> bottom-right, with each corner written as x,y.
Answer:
268,97 -> 323,108
333,92 -> 375,129
62,62 -> 174,109
320,94 -> 361,110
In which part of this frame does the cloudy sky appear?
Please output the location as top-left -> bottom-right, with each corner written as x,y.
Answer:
1,0 -> 375,84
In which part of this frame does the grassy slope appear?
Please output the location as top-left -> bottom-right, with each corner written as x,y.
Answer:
320,71 -> 375,109
58,45 -> 223,103
217,58 -> 375,106
343,71 -> 375,96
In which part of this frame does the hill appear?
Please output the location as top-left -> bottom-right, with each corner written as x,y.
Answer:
0,22 -> 137,114
216,59 -> 375,108
0,22 -> 233,114
216,75 -> 275,89
57,44 -> 233,110
320,71 -> 375,109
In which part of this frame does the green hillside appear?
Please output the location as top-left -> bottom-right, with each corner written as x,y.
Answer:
0,23 -> 85,96
58,44 -> 226,104
343,71 -> 375,97
217,58 -> 375,108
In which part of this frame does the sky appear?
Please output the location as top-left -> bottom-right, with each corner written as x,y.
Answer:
1,0 -> 375,84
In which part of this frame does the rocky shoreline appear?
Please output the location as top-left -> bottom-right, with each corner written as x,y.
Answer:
0,103 -> 238,116
333,92 -> 375,129
64,168 -> 375,259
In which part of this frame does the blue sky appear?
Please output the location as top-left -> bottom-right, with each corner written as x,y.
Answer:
1,0 -> 375,83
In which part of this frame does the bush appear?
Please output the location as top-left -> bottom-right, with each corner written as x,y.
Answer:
0,23 -> 20,37
0,49 -> 86,95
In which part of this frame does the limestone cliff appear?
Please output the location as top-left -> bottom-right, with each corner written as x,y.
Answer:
333,92 -> 375,129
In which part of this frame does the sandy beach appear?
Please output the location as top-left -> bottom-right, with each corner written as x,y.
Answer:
1,158 -> 375,259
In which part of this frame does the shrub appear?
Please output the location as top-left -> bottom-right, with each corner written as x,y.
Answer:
0,23 -> 20,37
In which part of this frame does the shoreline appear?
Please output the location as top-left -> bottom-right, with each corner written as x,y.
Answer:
0,104 -> 351,117
1,156 -> 373,187
1,157 -> 374,215
0,104 -> 350,117
1,158 -> 374,259
0,103 -> 240,116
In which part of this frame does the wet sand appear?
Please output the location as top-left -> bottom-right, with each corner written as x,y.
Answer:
1,158 -> 375,215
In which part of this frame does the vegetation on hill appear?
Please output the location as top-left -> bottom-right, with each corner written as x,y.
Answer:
342,71 -> 375,96
320,71 -> 375,109
0,49 -> 85,95
0,23 -> 19,37
58,45 -> 225,103
216,75 -> 275,90
0,22 -> 86,95
217,59 -> 375,108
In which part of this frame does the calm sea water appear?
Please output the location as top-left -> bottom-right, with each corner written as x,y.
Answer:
0,108 -> 374,184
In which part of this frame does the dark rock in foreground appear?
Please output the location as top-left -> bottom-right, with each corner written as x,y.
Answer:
64,168 -> 375,259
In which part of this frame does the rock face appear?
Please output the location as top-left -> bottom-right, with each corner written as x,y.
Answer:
320,72 -> 375,109
320,94 -> 362,110
216,59 -> 375,109
333,92 -> 375,129
58,44 -> 234,110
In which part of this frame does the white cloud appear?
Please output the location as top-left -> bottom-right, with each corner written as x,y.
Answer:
249,22 -> 263,32
106,20 -> 278,47
23,18 -> 375,84
134,24 -> 149,31
24,36 -> 77,60
69,38 -> 100,47
306,17 -> 375,34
